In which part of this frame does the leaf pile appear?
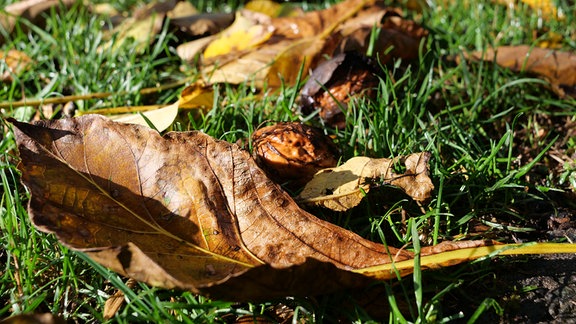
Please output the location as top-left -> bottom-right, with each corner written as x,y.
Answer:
191,0 -> 427,87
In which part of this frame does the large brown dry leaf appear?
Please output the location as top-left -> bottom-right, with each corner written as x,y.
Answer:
298,153 -> 433,211
463,46 -> 576,98
11,115 -> 415,298
11,116 -> 576,300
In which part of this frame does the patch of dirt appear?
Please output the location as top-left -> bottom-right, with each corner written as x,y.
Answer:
437,202 -> 576,323
486,254 -> 576,324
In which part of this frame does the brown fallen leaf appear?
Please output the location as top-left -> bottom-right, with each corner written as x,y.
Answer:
299,52 -> 380,129
298,153 -> 433,211
0,0 -> 75,44
336,9 -> 428,62
11,116 -> 576,300
0,49 -> 33,82
10,115 -> 414,298
103,279 -> 136,320
462,45 -> 576,98
99,0 -> 177,54
0,313 -> 66,324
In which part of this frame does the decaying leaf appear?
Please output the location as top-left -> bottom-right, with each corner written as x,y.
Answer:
99,0 -> 177,54
10,116 -> 576,300
299,52 -> 380,129
10,115 -> 414,299
463,46 -> 576,98
0,0 -> 75,44
103,279 -> 136,320
298,153 -> 433,211
0,49 -> 33,82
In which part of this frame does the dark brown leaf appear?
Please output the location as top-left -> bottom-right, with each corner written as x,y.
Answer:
299,52 -> 380,129
170,12 -> 235,38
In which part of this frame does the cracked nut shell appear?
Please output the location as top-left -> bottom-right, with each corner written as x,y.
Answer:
252,122 -> 340,188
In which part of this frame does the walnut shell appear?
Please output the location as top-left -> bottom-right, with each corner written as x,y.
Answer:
299,52 -> 379,129
252,122 -> 339,188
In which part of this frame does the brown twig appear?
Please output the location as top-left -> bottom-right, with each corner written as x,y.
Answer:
0,77 -> 193,109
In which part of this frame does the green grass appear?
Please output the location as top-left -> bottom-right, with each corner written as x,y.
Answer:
1,0 -> 576,322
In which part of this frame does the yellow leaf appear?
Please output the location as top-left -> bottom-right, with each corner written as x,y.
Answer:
495,0 -> 561,19
244,0 -> 282,17
111,101 -> 179,132
178,82 -> 214,109
520,0 -> 559,19
537,31 -> 563,49
356,242 -> 576,280
298,153 -> 433,211
203,11 -> 274,59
